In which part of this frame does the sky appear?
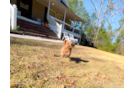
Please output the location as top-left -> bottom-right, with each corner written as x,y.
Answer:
83,0 -> 121,30
82,0 -> 124,31
83,0 -> 121,42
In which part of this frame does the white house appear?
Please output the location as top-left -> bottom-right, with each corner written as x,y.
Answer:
10,0 -> 85,44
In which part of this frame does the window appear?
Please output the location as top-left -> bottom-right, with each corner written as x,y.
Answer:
57,14 -> 63,21
50,10 -> 55,17
20,1 -> 29,10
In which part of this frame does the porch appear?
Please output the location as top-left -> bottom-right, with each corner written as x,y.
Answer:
10,0 -> 85,44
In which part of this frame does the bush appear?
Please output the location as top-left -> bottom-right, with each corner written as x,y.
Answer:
13,26 -> 20,31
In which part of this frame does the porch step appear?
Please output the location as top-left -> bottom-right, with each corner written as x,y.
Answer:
20,27 -> 58,39
20,27 -> 58,38
16,18 -> 59,40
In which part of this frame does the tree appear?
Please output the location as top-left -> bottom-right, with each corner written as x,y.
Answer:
67,0 -> 124,55
84,0 -> 124,46
67,0 -> 90,45
67,0 -> 89,22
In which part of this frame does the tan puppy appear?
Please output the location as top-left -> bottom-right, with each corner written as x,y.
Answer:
61,40 -> 75,58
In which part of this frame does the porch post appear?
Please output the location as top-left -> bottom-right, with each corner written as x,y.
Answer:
58,24 -> 62,39
47,0 -> 51,16
62,10 -> 66,29
11,4 -> 17,30
79,22 -> 83,44
72,17 -> 76,33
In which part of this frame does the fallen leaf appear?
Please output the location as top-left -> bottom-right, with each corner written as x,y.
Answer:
59,84 -> 64,88
96,71 -> 100,76
103,77 -> 110,80
95,77 -> 100,81
97,76 -> 101,79
77,76 -> 81,78
69,83 -> 76,87
53,53 -> 55,56
88,77 -> 90,80
27,84 -> 30,88
103,77 -> 107,79
61,62 -> 64,64
71,62 -> 74,64
60,75 -> 66,79
63,64 -> 66,67
107,78 -> 110,80
67,75 -> 71,77
83,74 -> 86,77
26,66 -> 30,69
122,77 -> 124,79
65,82 -> 70,84
87,72 -> 90,76
69,79 -> 71,83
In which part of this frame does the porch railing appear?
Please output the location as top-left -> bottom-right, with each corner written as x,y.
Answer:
17,15 -> 41,25
47,15 -> 62,39
50,16 -> 81,34
10,4 -> 17,30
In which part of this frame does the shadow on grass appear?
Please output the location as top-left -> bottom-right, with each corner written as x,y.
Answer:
69,57 -> 89,63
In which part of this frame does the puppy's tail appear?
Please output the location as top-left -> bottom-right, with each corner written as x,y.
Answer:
53,53 -> 60,57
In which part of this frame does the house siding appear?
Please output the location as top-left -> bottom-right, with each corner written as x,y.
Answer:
10,0 -> 17,5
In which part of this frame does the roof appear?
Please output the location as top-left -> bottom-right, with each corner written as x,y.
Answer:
58,0 -> 69,8
56,0 -> 85,23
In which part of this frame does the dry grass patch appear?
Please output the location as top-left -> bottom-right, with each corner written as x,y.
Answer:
10,37 -> 124,88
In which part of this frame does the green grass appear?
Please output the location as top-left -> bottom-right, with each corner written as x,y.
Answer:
10,37 -> 124,88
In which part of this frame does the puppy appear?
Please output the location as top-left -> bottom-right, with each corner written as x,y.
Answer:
60,40 -> 75,58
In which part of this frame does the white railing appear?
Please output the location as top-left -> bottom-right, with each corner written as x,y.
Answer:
10,4 -> 17,30
47,14 -> 62,39
63,28 -> 81,38
50,16 -> 81,34
17,15 -> 41,25
10,4 -> 12,24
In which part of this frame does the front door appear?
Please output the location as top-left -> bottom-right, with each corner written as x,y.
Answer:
44,7 -> 48,22
17,0 -> 33,19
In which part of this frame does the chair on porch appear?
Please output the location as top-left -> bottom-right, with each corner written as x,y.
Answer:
69,34 -> 78,44
62,32 -> 70,41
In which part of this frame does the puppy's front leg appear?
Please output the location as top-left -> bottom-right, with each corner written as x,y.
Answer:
61,55 -> 63,58
61,53 -> 64,58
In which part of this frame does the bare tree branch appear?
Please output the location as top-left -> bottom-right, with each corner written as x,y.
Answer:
93,0 -> 111,40
90,0 -> 97,13
96,0 -> 105,27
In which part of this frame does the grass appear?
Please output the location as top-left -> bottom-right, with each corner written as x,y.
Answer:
10,37 -> 124,88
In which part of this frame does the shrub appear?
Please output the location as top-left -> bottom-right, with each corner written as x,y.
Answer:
13,26 -> 20,31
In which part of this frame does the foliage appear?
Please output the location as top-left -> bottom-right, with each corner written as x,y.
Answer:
67,0 -> 124,55
13,26 -> 20,31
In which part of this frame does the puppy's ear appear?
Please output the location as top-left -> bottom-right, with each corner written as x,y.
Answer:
63,40 -> 67,45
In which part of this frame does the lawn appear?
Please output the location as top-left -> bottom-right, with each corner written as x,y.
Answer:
10,37 -> 124,88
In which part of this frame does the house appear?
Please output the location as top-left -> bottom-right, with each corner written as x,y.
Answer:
10,0 -> 85,44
